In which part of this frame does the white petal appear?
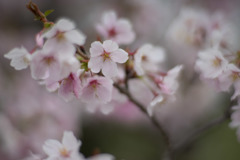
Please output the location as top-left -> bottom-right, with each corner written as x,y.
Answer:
56,18 -> 75,32
90,41 -> 104,57
88,57 -> 104,73
102,11 -> 117,29
96,85 -> 112,103
103,40 -> 118,53
4,47 -> 28,59
62,131 -> 81,151
102,60 -> 118,77
43,139 -> 62,156
65,30 -> 86,46
30,53 -> 49,80
110,49 -> 128,63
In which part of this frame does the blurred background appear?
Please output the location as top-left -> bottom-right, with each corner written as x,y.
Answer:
1,0 -> 240,160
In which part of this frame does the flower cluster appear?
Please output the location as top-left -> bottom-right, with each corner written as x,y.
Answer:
5,11 -> 182,116
23,131 -> 114,160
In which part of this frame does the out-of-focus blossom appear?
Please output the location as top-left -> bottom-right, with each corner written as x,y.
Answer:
4,46 -> 31,70
43,131 -> 82,160
88,40 -> 128,78
167,8 -> 210,49
81,76 -> 113,104
195,47 -> 228,79
96,11 -> 135,45
134,44 -> 165,76
147,65 -> 183,116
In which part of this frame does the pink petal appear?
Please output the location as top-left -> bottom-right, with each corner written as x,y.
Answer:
102,59 -> 118,77
88,56 -> 104,73
110,49 -> 128,63
96,84 -> 112,103
102,11 -> 117,29
103,40 -> 118,53
90,41 -> 104,57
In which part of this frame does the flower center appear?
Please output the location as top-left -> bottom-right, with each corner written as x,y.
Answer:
59,147 -> 70,157
232,72 -> 240,82
44,56 -> 54,66
102,51 -> 110,61
212,57 -> 221,67
108,28 -> 117,37
90,80 -> 99,89
56,32 -> 65,41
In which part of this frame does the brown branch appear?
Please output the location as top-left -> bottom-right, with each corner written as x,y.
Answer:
76,47 -> 89,60
114,83 -> 173,160
26,1 -> 48,23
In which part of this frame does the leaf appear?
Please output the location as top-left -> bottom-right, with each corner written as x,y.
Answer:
44,9 -> 54,17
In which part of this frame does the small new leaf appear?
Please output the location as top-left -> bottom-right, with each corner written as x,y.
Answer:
44,9 -> 54,17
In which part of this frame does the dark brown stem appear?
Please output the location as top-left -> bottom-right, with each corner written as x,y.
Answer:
76,47 -> 89,60
114,83 -> 173,160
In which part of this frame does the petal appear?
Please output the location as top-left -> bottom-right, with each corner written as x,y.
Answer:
43,139 -> 62,156
102,11 -> 117,29
65,30 -> 86,46
46,81 -> 60,92
81,85 -> 96,102
110,49 -> 128,63
96,84 -> 113,103
10,57 -> 29,70
103,40 -> 118,53
62,131 -> 81,151
88,57 -> 104,73
58,78 -> 74,102
56,18 -> 75,32
30,53 -> 49,80
90,41 -> 104,57
4,47 -> 28,59
102,60 -> 118,78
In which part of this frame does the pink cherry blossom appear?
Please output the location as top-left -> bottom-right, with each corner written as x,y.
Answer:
134,44 -> 165,76
195,47 -> 228,79
147,65 -> 183,116
88,40 -> 128,78
81,76 -> 113,104
96,11 -> 135,45
58,70 -> 83,102
43,131 -> 83,160
30,45 -> 80,90
4,46 -> 31,70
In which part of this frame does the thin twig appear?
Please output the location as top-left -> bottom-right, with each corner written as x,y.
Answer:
76,47 -> 89,60
26,1 -> 49,23
114,83 -> 173,160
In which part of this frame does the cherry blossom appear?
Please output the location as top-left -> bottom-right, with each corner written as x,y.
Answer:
43,18 -> 86,54
134,44 -> 165,76
88,40 -> 128,78
195,47 -> 228,79
147,65 -> 183,116
30,45 -> 80,90
58,70 -> 83,102
4,46 -> 31,70
96,11 -> 135,45
43,131 -> 83,160
81,76 -> 113,104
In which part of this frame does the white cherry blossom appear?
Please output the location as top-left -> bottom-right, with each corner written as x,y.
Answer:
4,46 -> 31,70
195,47 -> 228,79
96,11 -> 135,45
43,131 -> 83,160
134,44 -> 165,76
88,40 -> 128,78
